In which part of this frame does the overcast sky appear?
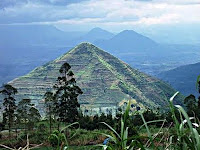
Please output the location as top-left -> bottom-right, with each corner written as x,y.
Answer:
0,0 -> 199,32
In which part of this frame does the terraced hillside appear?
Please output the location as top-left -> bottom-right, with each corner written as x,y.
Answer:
9,43 -> 182,110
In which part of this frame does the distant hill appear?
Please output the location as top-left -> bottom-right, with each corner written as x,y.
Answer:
94,30 -> 200,75
0,26 -> 115,85
0,25 -> 83,47
0,45 -> 73,86
157,62 -> 200,96
1,26 -> 200,86
8,43 -> 182,111
69,27 -> 114,46
0,25 -> 79,85
95,30 -> 157,53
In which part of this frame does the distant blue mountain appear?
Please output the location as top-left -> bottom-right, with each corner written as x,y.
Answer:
69,27 -> 114,46
95,30 -> 157,53
0,26 -> 114,85
94,30 -> 200,76
157,62 -> 200,96
83,27 -> 114,41
0,25 -> 83,47
1,25 -> 200,87
0,25 -> 82,85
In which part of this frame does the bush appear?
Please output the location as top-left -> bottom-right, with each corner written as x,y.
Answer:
48,130 -> 61,147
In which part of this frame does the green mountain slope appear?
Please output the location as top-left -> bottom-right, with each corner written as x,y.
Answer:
157,62 -> 200,96
9,43 -> 182,110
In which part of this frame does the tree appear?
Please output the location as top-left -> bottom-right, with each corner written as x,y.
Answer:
16,99 -> 32,133
44,91 -> 55,133
197,80 -> 200,108
184,94 -> 197,116
0,84 -> 17,138
16,99 -> 41,132
54,62 -> 83,124
28,106 -> 41,130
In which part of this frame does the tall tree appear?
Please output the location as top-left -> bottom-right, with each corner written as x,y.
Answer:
16,99 -> 41,132
198,80 -> 200,108
16,99 -> 32,133
54,62 -> 83,124
184,94 -> 197,109
28,106 -> 41,130
44,91 -> 55,133
0,84 -> 17,138
184,94 -> 197,116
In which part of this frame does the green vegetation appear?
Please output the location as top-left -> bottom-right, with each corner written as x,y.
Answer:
2,44 -> 200,150
0,84 -> 18,138
16,98 -> 41,133
157,62 -> 200,96
9,43 -> 183,111
53,62 -> 83,124
1,91 -> 200,150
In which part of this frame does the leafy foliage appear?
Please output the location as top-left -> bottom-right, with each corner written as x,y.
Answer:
98,101 -> 144,150
53,62 -> 83,123
44,91 -> 55,133
0,84 -> 17,138
48,122 -> 79,149
16,98 -> 41,132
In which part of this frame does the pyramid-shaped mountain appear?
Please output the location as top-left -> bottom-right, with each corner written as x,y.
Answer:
9,43 -> 182,109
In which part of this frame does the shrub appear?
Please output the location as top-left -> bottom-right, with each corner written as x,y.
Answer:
48,122 -> 79,149
97,92 -> 200,150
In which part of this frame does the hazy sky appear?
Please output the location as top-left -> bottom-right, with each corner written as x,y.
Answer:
0,0 -> 199,32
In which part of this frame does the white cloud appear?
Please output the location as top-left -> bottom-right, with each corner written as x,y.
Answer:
0,0 -> 199,30
152,0 -> 200,5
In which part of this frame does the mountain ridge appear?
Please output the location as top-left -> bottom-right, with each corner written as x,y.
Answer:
69,28 -> 114,46
2,25 -> 199,86
8,43 -> 182,111
95,29 -> 157,53
157,62 -> 200,96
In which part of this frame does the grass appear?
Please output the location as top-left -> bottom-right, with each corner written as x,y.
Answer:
97,100 -> 145,150
69,129 -> 107,146
1,92 -> 200,150
97,92 -> 200,150
33,146 -> 102,150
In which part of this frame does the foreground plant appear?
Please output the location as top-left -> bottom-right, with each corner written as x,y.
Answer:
167,92 -> 200,150
48,122 -> 79,150
98,101 -> 146,150
0,135 -> 43,150
99,91 -> 200,150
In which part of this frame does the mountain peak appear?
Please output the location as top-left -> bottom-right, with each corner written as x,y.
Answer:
59,42 -> 102,61
89,27 -> 106,32
94,27 -> 103,30
71,28 -> 114,45
70,42 -> 98,53
84,28 -> 114,40
75,42 -> 92,48
95,29 -> 157,52
10,43 -> 182,111
115,30 -> 150,39
119,30 -> 139,35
